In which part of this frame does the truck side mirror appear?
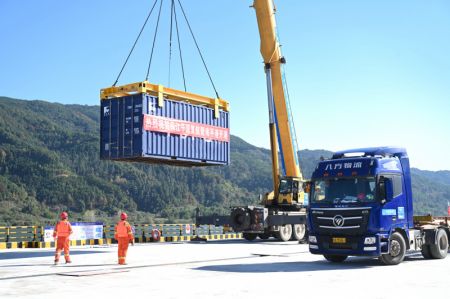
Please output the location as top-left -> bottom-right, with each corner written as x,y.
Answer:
303,182 -> 311,194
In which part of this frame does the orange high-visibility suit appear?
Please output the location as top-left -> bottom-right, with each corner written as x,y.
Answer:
114,220 -> 134,265
53,220 -> 73,263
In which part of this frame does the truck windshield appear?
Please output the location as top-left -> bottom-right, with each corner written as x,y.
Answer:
311,177 -> 377,204
279,179 -> 292,194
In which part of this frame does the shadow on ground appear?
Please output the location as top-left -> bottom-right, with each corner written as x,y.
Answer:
194,257 -> 378,273
194,251 -> 450,273
0,250 -> 109,262
189,239 -> 302,246
0,263 -> 119,268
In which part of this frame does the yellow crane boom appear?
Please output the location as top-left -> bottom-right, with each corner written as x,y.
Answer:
213,1 -> 308,241
253,0 -> 302,182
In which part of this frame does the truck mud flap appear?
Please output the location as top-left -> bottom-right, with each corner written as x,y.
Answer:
424,229 -> 437,245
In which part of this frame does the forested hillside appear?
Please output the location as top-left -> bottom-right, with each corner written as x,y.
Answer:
0,97 -> 449,225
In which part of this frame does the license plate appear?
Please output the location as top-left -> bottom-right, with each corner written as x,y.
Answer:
332,237 -> 346,244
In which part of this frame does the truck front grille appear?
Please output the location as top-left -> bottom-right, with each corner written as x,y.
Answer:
310,207 -> 371,235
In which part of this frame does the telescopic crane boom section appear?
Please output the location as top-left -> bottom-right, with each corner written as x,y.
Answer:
252,0 -> 302,184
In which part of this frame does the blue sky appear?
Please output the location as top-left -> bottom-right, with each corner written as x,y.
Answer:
1,0 -> 449,170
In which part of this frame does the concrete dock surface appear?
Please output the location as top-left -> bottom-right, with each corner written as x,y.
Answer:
1,240 -> 449,299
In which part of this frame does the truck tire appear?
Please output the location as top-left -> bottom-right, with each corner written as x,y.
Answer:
258,233 -> 270,240
243,233 -> 257,241
421,244 -> 432,259
292,224 -> 306,241
324,254 -> 348,263
379,232 -> 406,265
429,229 -> 448,259
276,225 -> 292,242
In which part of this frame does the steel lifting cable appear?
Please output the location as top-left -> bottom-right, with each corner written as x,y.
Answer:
167,0 -> 175,87
273,10 -> 301,153
146,0 -> 164,81
112,0 -> 159,87
173,0 -> 187,91
113,0 -> 219,98
177,0 -> 220,99
282,68 -> 300,152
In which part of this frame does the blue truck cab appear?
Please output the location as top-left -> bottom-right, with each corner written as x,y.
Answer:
307,147 -> 449,265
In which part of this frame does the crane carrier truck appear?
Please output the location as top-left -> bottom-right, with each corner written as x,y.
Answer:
227,0 -> 307,242
307,147 -> 449,265
197,0 -> 308,242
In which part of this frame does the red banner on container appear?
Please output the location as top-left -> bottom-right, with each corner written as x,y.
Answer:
448,205 -> 450,216
143,114 -> 230,142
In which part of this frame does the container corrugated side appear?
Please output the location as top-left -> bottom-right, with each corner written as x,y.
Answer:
100,93 -> 230,166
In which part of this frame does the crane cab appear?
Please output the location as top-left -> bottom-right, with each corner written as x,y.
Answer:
263,177 -> 305,207
278,177 -> 304,206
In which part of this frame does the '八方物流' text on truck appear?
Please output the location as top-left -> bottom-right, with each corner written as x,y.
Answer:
307,147 -> 449,265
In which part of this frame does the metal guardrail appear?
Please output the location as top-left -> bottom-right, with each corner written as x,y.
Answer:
0,226 -> 39,242
0,224 -> 238,249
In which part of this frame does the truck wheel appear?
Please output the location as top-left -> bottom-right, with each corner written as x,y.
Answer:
292,224 -> 306,241
258,233 -> 270,240
276,225 -> 292,242
429,229 -> 448,259
421,245 -> 432,259
379,232 -> 406,265
324,254 -> 348,263
243,233 -> 257,241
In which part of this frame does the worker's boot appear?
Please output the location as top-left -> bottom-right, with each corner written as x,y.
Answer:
54,251 -> 61,265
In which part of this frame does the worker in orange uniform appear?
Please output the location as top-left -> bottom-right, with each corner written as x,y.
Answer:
115,212 -> 134,265
53,211 -> 73,265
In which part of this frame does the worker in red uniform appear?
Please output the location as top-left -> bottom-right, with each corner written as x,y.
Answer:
53,211 -> 73,265
115,212 -> 134,265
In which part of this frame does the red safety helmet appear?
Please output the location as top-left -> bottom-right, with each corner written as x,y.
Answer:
60,212 -> 68,220
120,212 -> 128,220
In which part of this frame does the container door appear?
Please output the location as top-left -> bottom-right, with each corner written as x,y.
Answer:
123,96 -> 133,157
133,95 -> 143,157
109,98 -> 120,158
118,98 -> 125,157
100,100 -> 112,159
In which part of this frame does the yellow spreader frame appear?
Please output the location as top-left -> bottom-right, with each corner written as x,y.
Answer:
100,81 -> 229,118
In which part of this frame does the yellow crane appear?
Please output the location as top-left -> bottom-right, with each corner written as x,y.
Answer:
229,0 -> 307,242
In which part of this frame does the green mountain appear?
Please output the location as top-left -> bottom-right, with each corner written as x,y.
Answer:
410,168 -> 450,216
0,96 -> 449,225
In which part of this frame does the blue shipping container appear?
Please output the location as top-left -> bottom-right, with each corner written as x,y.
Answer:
100,93 -> 230,166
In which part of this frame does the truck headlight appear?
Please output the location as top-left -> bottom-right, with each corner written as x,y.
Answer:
364,237 -> 376,245
309,236 -> 317,243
